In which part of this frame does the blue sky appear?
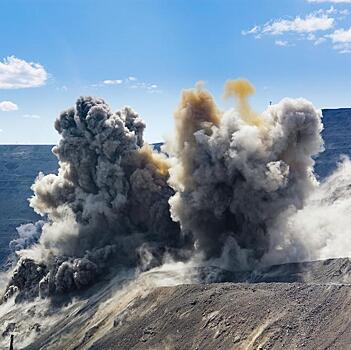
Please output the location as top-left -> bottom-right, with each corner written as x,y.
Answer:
1,0 -> 351,144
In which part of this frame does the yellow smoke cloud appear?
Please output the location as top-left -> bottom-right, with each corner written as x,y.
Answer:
224,79 -> 263,127
137,143 -> 170,177
174,82 -> 221,147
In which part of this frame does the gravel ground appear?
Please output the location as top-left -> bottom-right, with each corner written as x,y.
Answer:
89,282 -> 351,350
3,258 -> 351,350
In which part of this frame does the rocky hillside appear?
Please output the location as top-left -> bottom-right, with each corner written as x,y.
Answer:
89,259 -> 351,350
0,258 -> 348,350
91,282 -> 351,350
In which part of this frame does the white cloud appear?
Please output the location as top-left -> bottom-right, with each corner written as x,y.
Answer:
275,40 -> 290,46
328,26 -> 351,42
261,14 -> 334,35
327,27 -> 351,52
314,37 -> 327,44
23,114 -> 41,119
243,11 -> 335,46
0,101 -> 18,112
243,7 -> 351,51
0,129 -> 3,132
0,56 -> 48,89
308,0 -> 351,3
241,26 -> 260,36
130,81 -> 161,93
332,42 -> 351,52
98,76 -> 161,93
103,79 -> 122,85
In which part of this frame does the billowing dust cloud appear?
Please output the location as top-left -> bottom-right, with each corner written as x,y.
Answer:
223,79 -> 262,127
3,97 -> 187,301
167,79 -> 322,268
4,78 -> 351,303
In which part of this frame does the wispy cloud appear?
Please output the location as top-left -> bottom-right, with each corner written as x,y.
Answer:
275,40 -> 294,47
242,9 -> 338,41
0,56 -> 48,89
255,13 -> 334,37
0,101 -> 18,112
327,27 -> 351,52
23,114 -> 41,119
270,15 -> 332,34
328,26 -> 351,41
97,76 -> 161,93
314,37 -> 327,44
243,7 -> 351,52
103,79 -> 123,85
130,81 -> 161,93
241,26 -> 260,36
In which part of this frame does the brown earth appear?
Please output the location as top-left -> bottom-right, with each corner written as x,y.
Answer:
90,282 -> 351,350
5,258 -> 351,350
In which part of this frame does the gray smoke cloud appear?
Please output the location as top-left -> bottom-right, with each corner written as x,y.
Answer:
5,79 -> 351,350
166,80 -> 323,269
4,79 -> 351,305
9,221 -> 44,253
3,96 -> 184,301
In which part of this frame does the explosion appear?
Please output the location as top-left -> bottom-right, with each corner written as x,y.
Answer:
223,79 -> 262,127
3,97 -> 185,301
168,79 -> 322,268
2,78 -> 342,304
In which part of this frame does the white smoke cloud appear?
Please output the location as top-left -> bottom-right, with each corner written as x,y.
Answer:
9,221 -> 44,253
265,156 -> 351,264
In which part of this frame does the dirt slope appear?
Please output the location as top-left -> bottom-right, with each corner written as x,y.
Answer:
90,282 -> 351,350
2,258 -> 350,350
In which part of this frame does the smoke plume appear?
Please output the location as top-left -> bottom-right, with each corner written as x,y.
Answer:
9,221 -> 44,253
5,78 -> 351,305
3,96 -> 185,301
167,79 -> 323,269
265,156 -> 351,265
